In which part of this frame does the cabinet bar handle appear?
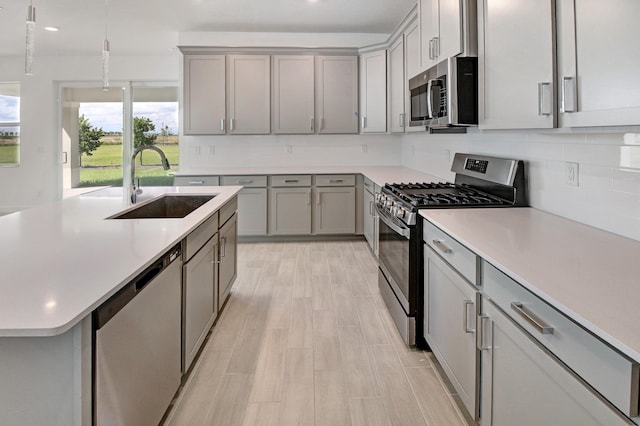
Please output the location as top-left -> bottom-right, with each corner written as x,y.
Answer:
561,76 -> 577,113
432,240 -> 452,254
329,179 -> 343,184
433,37 -> 439,58
214,242 -> 221,264
188,180 -> 204,185
463,300 -> 475,333
320,117 -> 325,130
238,180 -> 253,184
361,116 -> 366,129
311,117 -> 314,132
428,39 -> 434,59
221,237 -> 226,258
369,200 -> 374,216
510,302 -> 554,334
399,113 -> 404,128
230,118 -> 235,131
317,193 -> 321,205
284,179 -> 299,183
477,314 -> 491,350
538,82 -> 552,116
220,118 -> 225,132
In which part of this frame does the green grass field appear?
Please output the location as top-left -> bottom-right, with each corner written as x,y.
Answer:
0,145 -> 19,165
79,142 -> 179,187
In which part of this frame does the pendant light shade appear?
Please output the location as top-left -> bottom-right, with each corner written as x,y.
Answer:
25,1 -> 36,75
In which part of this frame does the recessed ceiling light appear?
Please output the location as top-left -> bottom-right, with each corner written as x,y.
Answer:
45,26 -> 60,32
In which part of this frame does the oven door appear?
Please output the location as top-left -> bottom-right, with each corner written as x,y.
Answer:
376,205 -> 411,313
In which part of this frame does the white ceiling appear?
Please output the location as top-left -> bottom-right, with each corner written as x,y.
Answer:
0,0 -> 416,57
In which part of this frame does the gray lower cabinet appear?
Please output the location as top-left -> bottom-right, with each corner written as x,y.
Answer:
269,186 -> 312,235
423,221 -> 479,419
313,174 -> 356,234
480,298 -> 632,426
221,175 -> 267,236
363,177 -> 377,254
218,210 -> 238,309
183,213 -> 219,372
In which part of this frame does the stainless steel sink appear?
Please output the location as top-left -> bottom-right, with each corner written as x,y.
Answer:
109,194 -> 215,219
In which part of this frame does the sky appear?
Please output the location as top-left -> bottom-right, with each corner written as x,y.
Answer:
80,102 -> 179,134
0,95 -> 19,123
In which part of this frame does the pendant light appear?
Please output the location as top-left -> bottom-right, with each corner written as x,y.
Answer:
24,0 -> 36,75
102,0 -> 110,90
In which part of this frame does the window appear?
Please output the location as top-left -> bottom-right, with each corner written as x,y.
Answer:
0,83 -> 20,166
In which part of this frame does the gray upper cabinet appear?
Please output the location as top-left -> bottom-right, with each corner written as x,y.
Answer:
227,55 -> 271,134
315,56 -> 359,134
183,55 -> 226,135
478,0 -> 556,129
359,49 -> 387,133
389,36 -> 406,134
272,55 -> 315,134
557,0 -> 640,127
420,0 -> 473,70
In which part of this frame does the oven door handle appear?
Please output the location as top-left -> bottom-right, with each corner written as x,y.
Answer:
376,204 -> 411,239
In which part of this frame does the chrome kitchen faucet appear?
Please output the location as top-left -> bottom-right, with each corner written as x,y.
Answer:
130,145 -> 171,203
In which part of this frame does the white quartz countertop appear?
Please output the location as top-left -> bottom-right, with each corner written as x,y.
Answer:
0,186 -> 241,337
174,166 -> 443,188
420,207 -> 640,363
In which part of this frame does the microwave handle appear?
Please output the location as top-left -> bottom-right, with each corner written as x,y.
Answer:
426,79 -> 435,119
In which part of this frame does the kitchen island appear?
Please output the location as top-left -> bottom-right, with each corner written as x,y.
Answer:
0,185 -> 241,425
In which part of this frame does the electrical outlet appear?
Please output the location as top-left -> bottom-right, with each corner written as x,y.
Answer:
286,145 -> 293,154
361,144 -> 368,153
566,162 -> 579,186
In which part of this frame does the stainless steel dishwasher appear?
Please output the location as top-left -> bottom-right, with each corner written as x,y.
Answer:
93,244 -> 182,426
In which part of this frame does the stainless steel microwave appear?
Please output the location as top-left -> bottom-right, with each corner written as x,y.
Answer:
409,56 -> 478,129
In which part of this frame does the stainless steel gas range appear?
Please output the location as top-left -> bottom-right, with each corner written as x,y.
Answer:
375,153 -> 527,347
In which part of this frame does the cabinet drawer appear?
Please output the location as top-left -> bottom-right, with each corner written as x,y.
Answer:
270,175 -> 311,187
174,176 -> 220,186
483,261 -> 639,417
423,219 -> 479,285
220,175 -> 267,187
315,174 -> 356,186
363,176 -> 376,194
185,212 -> 218,261
219,195 -> 237,227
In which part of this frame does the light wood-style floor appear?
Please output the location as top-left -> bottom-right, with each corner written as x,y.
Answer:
166,240 -> 471,426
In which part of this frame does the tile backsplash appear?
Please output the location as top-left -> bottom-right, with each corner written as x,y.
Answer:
401,130 -> 640,242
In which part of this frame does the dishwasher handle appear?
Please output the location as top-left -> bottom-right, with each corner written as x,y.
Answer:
94,244 -> 181,329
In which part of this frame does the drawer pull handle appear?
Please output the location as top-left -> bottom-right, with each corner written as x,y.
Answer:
284,179 -> 299,183
238,180 -> 253,184
432,240 -> 452,254
188,180 -> 204,185
511,302 -> 554,335
329,179 -> 343,183
463,300 -> 475,334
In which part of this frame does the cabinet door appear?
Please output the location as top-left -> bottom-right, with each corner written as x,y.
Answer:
236,188 -> 267,236
183,55 -> 226,135
363,187 -> 376,251
315,56 -> 358,134
438,0 -> 463,60
424,246 -> 478,419
314,186 -> 356,234
360,50 -> 387,133
183,237 -> 217,371
405,21 -> 421,80
419,0 -> 439,69
558,0 -> 640,127
269,187 -> 312,235
389,37 -> 406,134
272,55 -> 315,134
219,213 -> 237,309
479,0 -> 555,129
227,55 -> 271,134
480,301 -> 633,426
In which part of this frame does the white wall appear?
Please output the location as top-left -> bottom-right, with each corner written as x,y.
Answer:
401,129 -> 640,242
0,53 -> 179,213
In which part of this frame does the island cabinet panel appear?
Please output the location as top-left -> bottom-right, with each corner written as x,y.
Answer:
315,56 -> 359,134
227,55 -> 271,134
272,55 -> 315,134
183,55 -> 226,135
218,198 -> 238,308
